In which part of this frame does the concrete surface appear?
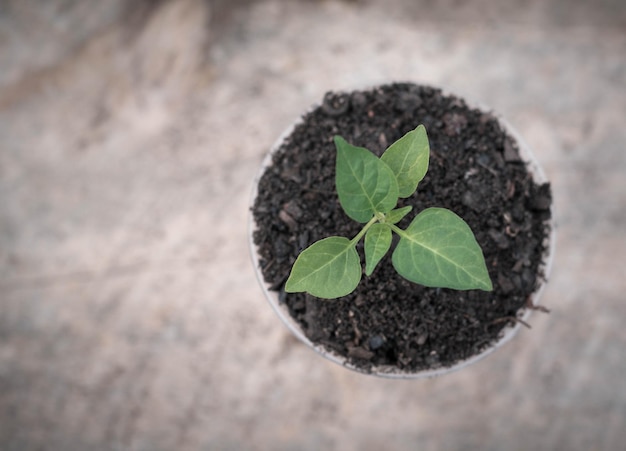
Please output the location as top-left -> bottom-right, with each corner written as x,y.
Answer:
1,0 -> 625,450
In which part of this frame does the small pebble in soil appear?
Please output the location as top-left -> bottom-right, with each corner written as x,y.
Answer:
529,183 -> 552,211
443,112 -> 468,136
394,92 -> 422,112
273,237 -> 291,259
283,200 -> 303,219
498,273 -> 515,294
348,346 -> 375,360
426,351 -> 440,366
462,190 -> 485,212
488,229 -> 510,249
351,92 -> 367,109
322,92 -> 350,117
503,139 -> 522,162
369,335 -> 385,350
477,153 -> 492,166
278,209 -> 297,230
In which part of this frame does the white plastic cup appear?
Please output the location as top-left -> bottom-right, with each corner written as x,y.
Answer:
248,86 -> 555,378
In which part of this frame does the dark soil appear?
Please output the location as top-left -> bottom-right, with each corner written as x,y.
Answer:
252,83 -> 552,374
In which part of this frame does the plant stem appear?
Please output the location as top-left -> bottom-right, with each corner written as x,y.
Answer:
387,223 -> 409,239
349,216 -> 379,246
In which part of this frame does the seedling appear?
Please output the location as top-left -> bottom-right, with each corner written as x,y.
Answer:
285,125 -> 493,299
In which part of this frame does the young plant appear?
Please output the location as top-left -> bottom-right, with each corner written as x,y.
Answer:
285,125 -> 493,299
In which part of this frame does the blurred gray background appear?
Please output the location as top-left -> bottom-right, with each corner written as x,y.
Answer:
1,0 -> 625,450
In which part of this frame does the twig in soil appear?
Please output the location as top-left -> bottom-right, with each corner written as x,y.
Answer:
526,296 -> 551,314
491,316 -> 532,329
477,161 -> 499,177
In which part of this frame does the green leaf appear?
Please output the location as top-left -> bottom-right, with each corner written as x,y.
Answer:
285,236 -> 361,299
335,136 -> 399,223
384,206 -> 413,224
392,208 -> 493,291
381,125 -> 430,198
364,223 -> 392,276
